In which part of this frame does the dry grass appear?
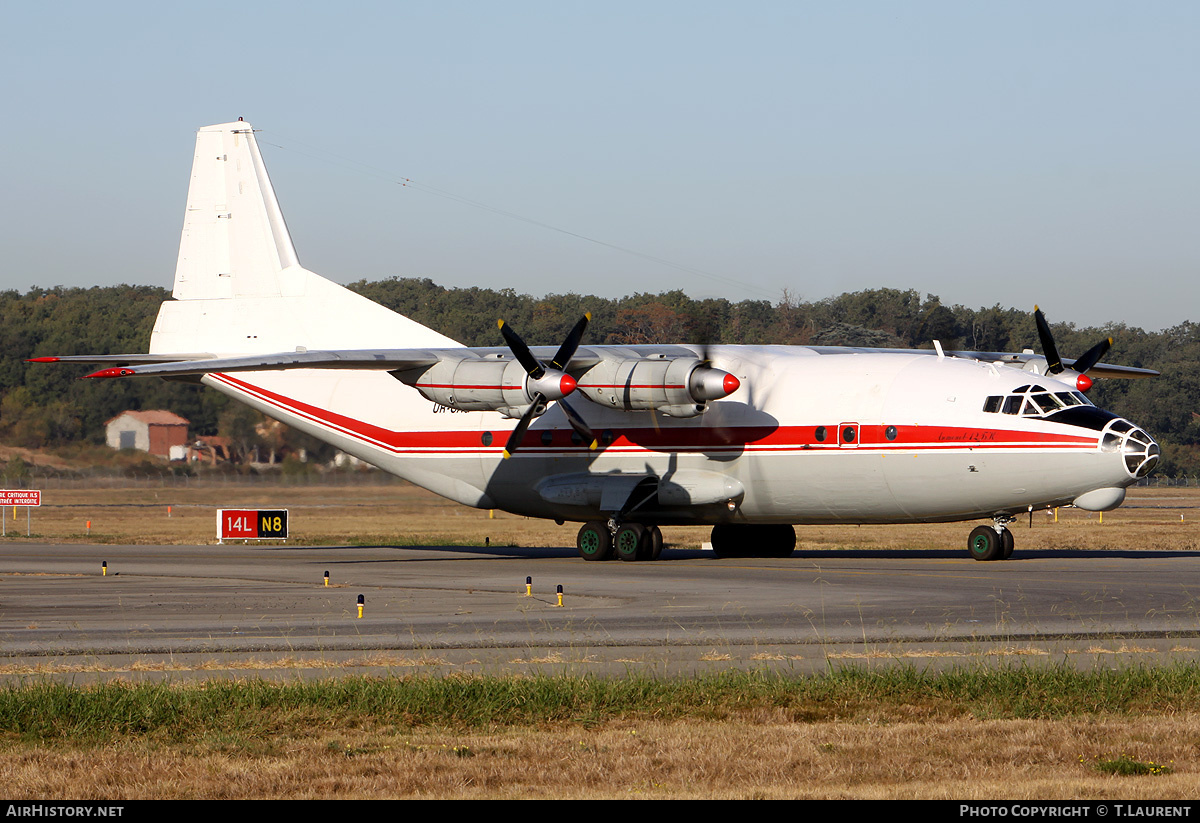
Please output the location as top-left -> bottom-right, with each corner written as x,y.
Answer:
3,714 -> 1198,799
4,480 -> 1199,553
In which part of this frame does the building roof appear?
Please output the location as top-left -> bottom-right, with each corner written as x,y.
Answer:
105,410 -> 190,427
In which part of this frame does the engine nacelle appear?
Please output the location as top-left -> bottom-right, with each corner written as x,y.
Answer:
399,356 -> 541,417
576,356 -> 739,418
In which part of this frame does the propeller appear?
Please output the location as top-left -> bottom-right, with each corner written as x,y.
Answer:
497,313 -> 598,457
1033,306 -> 1112,393
690,331 -> 741,402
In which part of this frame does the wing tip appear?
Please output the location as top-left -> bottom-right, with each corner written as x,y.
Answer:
83,367 -> 133,379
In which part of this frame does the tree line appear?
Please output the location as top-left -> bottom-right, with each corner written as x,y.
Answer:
1,280 -> 1196,473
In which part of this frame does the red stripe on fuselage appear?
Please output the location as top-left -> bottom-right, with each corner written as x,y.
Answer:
211,374 -> 1098,456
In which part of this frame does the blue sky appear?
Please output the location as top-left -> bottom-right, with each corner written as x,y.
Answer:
2,1 -> 1197,332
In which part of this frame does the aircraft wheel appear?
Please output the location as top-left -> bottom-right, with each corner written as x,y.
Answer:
645,525 -> 664,560
967,525 -> 1002,561
577,521 -> 612,561
615,523 -> 646,562
710,524 -> 740,558
770,525 -> 797,557
1000,528 -> 1015,560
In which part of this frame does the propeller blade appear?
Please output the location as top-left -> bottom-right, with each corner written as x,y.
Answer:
502,393 -> 545,459
497,319 -> 545,379
1034,306 -> 1064,375
1071,337 -> 1113,375
694,327 -> 712,366
559,398 -> 599,450
550,313 -> 591,371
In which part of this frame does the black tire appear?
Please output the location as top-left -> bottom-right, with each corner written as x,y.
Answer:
968,525 -> 1002,561
1000,528 -> 1014,560
647,525 -> 664,560
614,523 -> 645,562
769,525 -> 797,557
710,524 -> 738,558
712,524 -> 794,558
577,521 -> 612,561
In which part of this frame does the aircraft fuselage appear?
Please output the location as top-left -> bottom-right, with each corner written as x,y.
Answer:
204,345 -> 1156,527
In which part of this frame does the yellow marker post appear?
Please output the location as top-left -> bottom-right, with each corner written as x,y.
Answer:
357,594 -> 364,618
556,584 -> 563,607
324,570 -> 330,587
101,561 -> 106,576
1099,511 -> 1103,525
1054,507 -> 1059,523
526,576 -> 532,597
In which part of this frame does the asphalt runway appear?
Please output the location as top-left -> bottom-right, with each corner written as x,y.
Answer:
2,541 -> 1200,680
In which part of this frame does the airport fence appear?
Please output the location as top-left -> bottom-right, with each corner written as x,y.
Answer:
3,466 -> 411,491
1135,475 -> 1200,487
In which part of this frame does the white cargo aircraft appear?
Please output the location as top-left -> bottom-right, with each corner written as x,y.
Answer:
35,120 -> 1161,562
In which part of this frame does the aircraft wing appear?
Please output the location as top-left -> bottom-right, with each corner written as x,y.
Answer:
804,346 -> 1160,379
35,343 -> 1158,380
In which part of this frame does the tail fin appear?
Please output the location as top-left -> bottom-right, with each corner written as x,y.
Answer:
172,120 -> 298,300
151,120 -> 458,355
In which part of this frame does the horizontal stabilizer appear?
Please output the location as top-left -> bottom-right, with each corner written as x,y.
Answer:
67,346 -> 610,379
27,353 -> 215,365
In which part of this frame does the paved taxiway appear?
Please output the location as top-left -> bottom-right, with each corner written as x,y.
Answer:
2,542 -> 1199,680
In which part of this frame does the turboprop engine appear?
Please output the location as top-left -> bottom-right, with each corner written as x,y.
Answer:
404,355 -> 575,418
575,356 -> 740,418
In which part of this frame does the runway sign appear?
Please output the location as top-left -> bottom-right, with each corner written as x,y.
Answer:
0,490 -> 40,506
217,509 -> 288,541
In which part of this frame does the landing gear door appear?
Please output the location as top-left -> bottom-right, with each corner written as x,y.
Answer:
838,422 -> 860,448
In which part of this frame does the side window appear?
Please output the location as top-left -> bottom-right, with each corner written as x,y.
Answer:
1002,395 -> 1023,415
983,396 -> 1002,413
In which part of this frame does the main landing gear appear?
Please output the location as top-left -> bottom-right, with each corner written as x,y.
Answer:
576,520 -> 663,561
967,516 -> 1015,561
709,523 -> 796,558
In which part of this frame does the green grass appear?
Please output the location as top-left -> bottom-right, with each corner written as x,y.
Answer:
1088,754 -> 1174,776
3,664 -> 1200,746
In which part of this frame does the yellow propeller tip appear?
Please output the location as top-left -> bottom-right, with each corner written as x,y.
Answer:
588,440 -> 599,451
585,311 -> 592,321
497,319 -> 505,329
502,450 -> 512,460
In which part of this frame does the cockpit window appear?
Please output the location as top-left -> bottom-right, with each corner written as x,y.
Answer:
983,385 -> 1094,417
1024,394 -> 1051,414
